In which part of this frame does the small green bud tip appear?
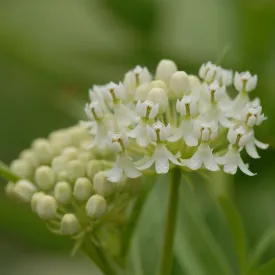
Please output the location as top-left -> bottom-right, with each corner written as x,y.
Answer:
61,147 -> 79,161
147,87 -> 168,113
32,139 -> 54,164
51,156 -> 68,173
85,194 -> 107,219
60,214 -> 80,235
19,149 -> 39,168
36,195 -> 57,220
35,166 -> 55,190
86,160 -> 105,180
13,180 -> 37,202
67,160 -> 85,182
93,171 -> 116,197
73,177 -> 93,202
156,59 -> 177,84
10,159 -> 32,179
31,192 -> 45,212
170,71 -> 191,97
54,181 -> 72,205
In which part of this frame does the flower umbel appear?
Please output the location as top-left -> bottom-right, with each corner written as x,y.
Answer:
83,59 -> 267,177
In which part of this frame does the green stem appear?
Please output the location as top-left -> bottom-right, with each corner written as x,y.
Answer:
159,168 -> 181,275
0,161 -> 20,182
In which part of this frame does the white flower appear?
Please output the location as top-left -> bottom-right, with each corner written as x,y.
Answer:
85,101 -> 104,121
234,71 -> 257,92
181,143 -> 219,171
244,131 -> 269,159
137,144 -> 182,174
193,121 -> 218,142
227,126 -> 251,147
217,145 -> 255,176
168,96 -> 199,146
128,123 -> 149,147
106,133 -> 141,182
135,100 -> 159,120
216,69 -> 233,87
147,121 -> 171,143
199,62 -> 222,83
239,104 -> 267,127
107,153 -> 141,182
123,65 -> 151,96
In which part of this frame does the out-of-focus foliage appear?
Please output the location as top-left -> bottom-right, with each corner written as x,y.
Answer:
0,0 -> 275,274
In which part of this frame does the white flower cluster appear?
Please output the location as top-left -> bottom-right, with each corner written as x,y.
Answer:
84,60 -> 268,180
6,125 -> 136,236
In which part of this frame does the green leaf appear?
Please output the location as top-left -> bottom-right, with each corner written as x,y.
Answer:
218,195 -> 248,275
249,227 -> 275,270
0,161 -> 20,182
175,183 -> 233,275
121,175 -> 156,258
253,258 -> 275,275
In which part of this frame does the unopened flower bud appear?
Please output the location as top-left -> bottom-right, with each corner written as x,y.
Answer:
60,214 -> 80,235
147,88 -> 168,113
54,181 -> 72,204
62,147 -> 79,161
32,139 -> 54,164
170,71 -> 191,97
57,170 -> 69,182
31,192 -> 45,212
13,180 -> 37,202
86,194 -> 107,219
51,156 -> 68,173
74,177 -> 93,202
156,59 -> 177,84
36,195 -> 57,220
87,160 -> 105,180
93,171 -> 116,197
5,182 -> 15,197
149,80 -> 167,91
10,159 -> 32,179
20,149 -> 39,168
35,166 -> 55,190
135,83 -> 150,101
67,160 -> 85,182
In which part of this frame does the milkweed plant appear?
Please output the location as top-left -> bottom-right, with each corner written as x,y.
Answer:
0,59 -> 270,275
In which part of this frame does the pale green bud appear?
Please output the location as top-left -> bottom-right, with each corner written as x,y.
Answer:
10,159 -> 32,179
51,156 -> 68,173
13,180 -> 37,202
86,160 -> 104,180
170,71 -> 191,97
149,80 -> 167,91
74,177 -> 93,202
20,149 -> 39,168
5,182 -> 15,197
54,181 -> 72,205
57,170 -> 69,182
78,152 -> 91,166
62,147 -> 79,161
32,139 -> 54,164
60,214 -> 80,235
35,166 -> 55,190
93,171 -> 116,197
31,192 -> 45,212
68,126 -> 89,145
67,160 -> 85,182
156,59 -> 177,84
36,195 -> 57,220
188,75 -> 201,93
134,83 -> 150,101
86,194 -> 107,219
147,87 -> 168,113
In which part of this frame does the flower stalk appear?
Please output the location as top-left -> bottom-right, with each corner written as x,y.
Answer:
159,168 -> 181,275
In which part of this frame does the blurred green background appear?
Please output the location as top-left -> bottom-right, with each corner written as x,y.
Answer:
0,0 -> 275,274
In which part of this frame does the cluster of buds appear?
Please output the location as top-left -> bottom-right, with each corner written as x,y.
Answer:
6,125 -> 141,246
84,60 -> 267,180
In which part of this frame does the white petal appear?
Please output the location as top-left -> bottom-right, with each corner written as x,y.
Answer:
165,147 -> 183,166
255,139 -> 269,150
149,103 -> 159,119
184,134 -> 198,147
167,128 -> 182,142
107,166 -> 123,182
234,72 -> 242,92
181,151 -> 202,170
224,164 -> 238,174
238,158 -> 256,176
245,142 -> 260,159
137,156 -> 155,171
204,156 -> 220,171
246,75 -> 257,92
153,145 -> 170,174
